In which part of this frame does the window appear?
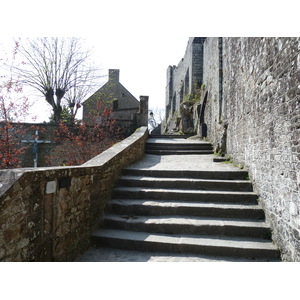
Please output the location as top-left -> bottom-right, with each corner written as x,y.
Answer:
113,100 -> 118,110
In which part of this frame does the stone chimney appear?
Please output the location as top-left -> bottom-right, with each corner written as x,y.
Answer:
109,69 -> 120,82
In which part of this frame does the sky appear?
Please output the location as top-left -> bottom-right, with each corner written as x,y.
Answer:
86,35 -> 189,124
1,35 -> 189,122
1,0 -> 298,123
84,34 -> 190,109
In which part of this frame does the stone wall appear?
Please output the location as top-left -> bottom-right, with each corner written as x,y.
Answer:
202,37 -> 300,261
163,38 -> 206,134
83,69 -> 148,135
0,126 -> 148,261
203,37 -> 223,145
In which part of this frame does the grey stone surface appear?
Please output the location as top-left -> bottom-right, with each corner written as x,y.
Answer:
0,169 -> 24,197
75,246 -> 278,262
107,199 -> 265,220
204,37 -> 300,261
117,175 -> 253,191
145,138 -> 214,155
91,229 -> 279,260
76,246 -> 254,262
103,214 -> 271,238
164,37 -> 300,261
128,153 -> 244,172
82,69 -> 148,134
0,127 -> 148,262
164,38 -> 206,134
77,138 -> 280,262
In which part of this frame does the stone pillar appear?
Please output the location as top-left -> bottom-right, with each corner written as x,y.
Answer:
109,69 -> 120,82
136,96 -> 148,126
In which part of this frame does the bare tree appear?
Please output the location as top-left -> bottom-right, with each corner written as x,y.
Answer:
14,37 -> 101,123
64,68 -> 97,123
0,41 -> 32,168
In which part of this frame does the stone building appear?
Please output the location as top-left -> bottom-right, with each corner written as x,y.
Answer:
82,69 -> 148,135
164,37 -> 300,261
0,122 -> 58,168
164,37 -> 206,134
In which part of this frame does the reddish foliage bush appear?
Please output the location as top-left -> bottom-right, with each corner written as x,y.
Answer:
0,41 -> 32,168
46,103 -> 124,166
0,122 -> 28,168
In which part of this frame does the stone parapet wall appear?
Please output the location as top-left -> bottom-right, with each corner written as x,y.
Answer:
0,127 -> 148,261
203,37 -> 300,261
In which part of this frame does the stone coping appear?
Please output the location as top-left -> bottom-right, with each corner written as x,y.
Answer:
82,126 -> 148,167
0,126 -> 148,198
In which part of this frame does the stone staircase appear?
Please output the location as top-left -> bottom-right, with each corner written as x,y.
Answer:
145,137 -> 214,155
90,137 -> 281,261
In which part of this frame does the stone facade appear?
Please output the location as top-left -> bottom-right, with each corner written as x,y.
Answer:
202,37 -> 223,144
219,37 -> 300,261
0,127 -> 148,261
163,38 -> 206,134
164,37 -> 300,261
83,69 -> 148,135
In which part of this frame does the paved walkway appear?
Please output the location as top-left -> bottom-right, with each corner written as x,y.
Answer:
76,138 -> 252,262
132,137 -> 239,172
127,153 -> 238,173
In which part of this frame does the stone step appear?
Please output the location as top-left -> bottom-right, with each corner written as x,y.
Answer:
92,229 -> 281,260
78,136 -> 281,262
76,246 -> 275,262
145,149 -> 214,155
148,135 -> 192,139
145,139 -> 213,155
122,168 -> 249,180
145,142 -> 213,150
117,175 -> 253,192
106,199 -> 265,220
102,215 -> 271,239
112,187 -> 258,204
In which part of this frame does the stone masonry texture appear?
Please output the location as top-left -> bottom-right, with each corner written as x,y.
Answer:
0,127 -> 148,261
223,38 -> 299,261
82,69 -> 148,135
165,37 -> 300,261
164,38 -> 206,133
204,37 -> 300,261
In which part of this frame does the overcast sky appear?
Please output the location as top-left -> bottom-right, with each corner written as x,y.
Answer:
84,35 -> 190,108
1,35 -> 189,121
1,0 -> 297,122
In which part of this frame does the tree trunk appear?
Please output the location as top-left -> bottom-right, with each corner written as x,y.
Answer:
45,89 -> 64,124
53,105 -> 62,124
